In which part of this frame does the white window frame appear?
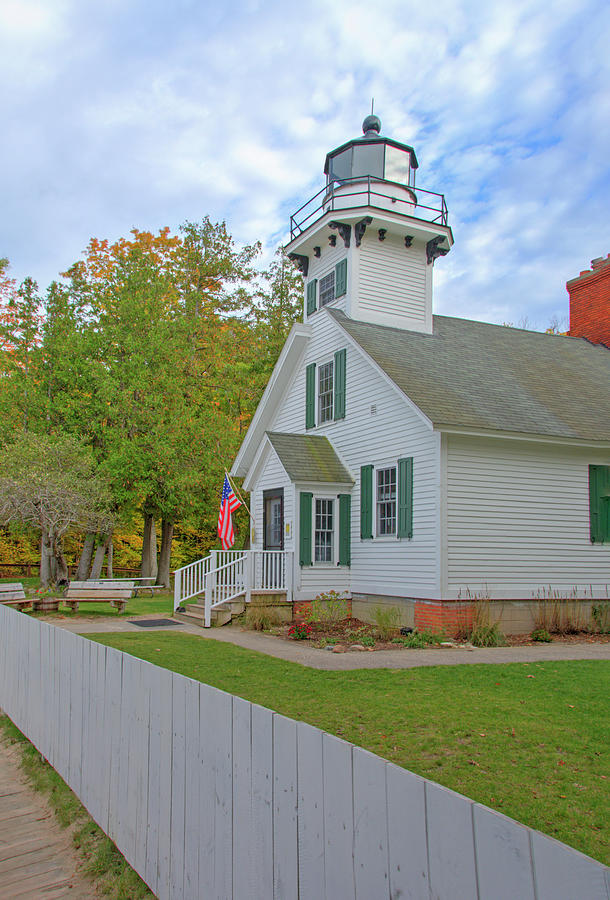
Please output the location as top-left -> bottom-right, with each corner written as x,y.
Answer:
317,358 -> 334,424
312,495 -> 337,565
318,270 -> 336,308
376,464 -> 397,537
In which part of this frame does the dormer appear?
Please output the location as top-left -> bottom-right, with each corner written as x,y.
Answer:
286,115 -> 453,334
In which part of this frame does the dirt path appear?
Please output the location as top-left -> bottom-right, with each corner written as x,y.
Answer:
0,737 -> 100,899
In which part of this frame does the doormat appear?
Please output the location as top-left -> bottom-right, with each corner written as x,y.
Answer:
128,618 -> 180,628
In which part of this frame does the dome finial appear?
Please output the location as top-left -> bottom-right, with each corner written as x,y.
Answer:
362,114 -> 381,136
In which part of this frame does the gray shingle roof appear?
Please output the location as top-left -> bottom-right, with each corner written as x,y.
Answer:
267,432 -> 354,483
329,309 -> 610,441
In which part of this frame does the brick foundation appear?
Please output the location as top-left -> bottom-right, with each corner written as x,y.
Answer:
414,600 -> 473,638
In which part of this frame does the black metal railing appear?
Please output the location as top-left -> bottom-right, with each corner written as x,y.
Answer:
290,176 -> 448,239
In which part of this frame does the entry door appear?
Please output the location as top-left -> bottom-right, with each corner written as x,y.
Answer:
263,489 -> 284,550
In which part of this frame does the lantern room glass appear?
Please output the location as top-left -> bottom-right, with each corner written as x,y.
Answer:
327,141 -> 413,187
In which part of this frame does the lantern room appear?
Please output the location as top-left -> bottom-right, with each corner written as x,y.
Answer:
324,114 -> 418,188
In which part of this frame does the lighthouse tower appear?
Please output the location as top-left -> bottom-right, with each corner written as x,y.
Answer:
286,115 -> 453,334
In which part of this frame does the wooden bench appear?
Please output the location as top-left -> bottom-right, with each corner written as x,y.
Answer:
64,580 -> 136,614
0,583 -> 31,609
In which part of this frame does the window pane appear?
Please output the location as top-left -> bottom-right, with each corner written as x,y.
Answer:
318,361 -> 334,423
351,142 -> 384,179
315,499 -> 334,562
377,467 -> 397,534
385,145 -> 411,184
328,147 -> 352,182
319,271 -> 335,307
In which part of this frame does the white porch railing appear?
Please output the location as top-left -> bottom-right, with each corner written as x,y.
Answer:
173,550 -> 293,627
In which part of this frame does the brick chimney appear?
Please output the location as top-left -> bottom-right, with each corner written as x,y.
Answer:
567,254 -> 610,347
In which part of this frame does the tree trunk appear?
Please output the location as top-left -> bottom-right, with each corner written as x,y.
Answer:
140,512 -> 158,580
106,539 -> 114,579
157,519 -> 174,588
90,533 -> 111,580
52,533 -> 69,585
75,532 -> 96,581
39,528 -> 54,588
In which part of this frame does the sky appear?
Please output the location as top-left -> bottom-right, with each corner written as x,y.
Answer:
2,0 -> 609,329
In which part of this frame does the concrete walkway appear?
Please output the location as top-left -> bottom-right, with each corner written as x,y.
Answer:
42,613 -> 610,670
0,733 -> 100,899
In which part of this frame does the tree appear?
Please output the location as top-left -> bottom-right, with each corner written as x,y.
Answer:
0,433 -> 112,586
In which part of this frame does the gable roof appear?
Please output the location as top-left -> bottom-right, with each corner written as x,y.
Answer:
330,309 -> 610,442
267,432 -> 354,484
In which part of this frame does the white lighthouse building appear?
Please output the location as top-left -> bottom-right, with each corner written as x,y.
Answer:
225,115 -> 610,634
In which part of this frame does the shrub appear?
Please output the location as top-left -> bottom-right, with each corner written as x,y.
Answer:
358,633 -> 376,647
288,622 -> 313,641
373,605 -> 401,640
392,629 -> 443,649
531,627 -> 553,643
533,587 -> 592,635
245,603 -> 281,631
469,623 -> 506,647
591,603 -> 610,634
305,591 -> 349,625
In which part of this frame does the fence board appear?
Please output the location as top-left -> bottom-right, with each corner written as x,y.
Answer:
386,762 -> 429,900
232,696 -> 252,900
198,684 -> 233,900
323,733 -> 355,900
156,663 -> 174,900
170,673 -> 187,900
426,782 -> 478,900
251,704 -> 274,899
144,663 -> 162,895
531,831 -> 610,900
273,714 -> 298,900
473,804 -> 535,900
297,722 -> 325,900
183,678 -> 201,900
353,748 -> 390,899
0,604 -> 607,900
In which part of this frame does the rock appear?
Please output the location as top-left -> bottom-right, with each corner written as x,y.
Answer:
324,645 -> 335,651
332,645 -> 346,653
350,644 -> 366,651
440,641 -> 454,648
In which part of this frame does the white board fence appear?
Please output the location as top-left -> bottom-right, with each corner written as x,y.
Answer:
0,604 -> 607,900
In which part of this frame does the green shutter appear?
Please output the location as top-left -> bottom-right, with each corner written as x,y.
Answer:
589,465 -> 610,543
339,494 -> 351,566
305,363 -> 316,430
299,492 -> 313,566
397,457 -> 413,539
307,279 -> 317,314
335,259 -> 347,297
360,465 -> 373,539
334,348 -> 346,420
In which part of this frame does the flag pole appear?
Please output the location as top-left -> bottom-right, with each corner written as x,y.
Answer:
225,470 -> 255,523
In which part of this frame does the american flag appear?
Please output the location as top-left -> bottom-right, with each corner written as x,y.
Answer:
218,475 -> 241,550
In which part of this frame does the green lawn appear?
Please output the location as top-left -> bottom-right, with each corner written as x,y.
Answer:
89,632 -> 609,865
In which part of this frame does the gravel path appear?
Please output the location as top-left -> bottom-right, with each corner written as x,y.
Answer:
42,614 -> 610,670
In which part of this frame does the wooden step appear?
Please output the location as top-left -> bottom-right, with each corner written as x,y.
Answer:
172,611 -> 204,627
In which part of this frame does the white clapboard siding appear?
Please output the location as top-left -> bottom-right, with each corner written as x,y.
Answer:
358,231 -> 429,326
1,605 -> 607,900
446,435 -> 610,597
269,309 -> 440,599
